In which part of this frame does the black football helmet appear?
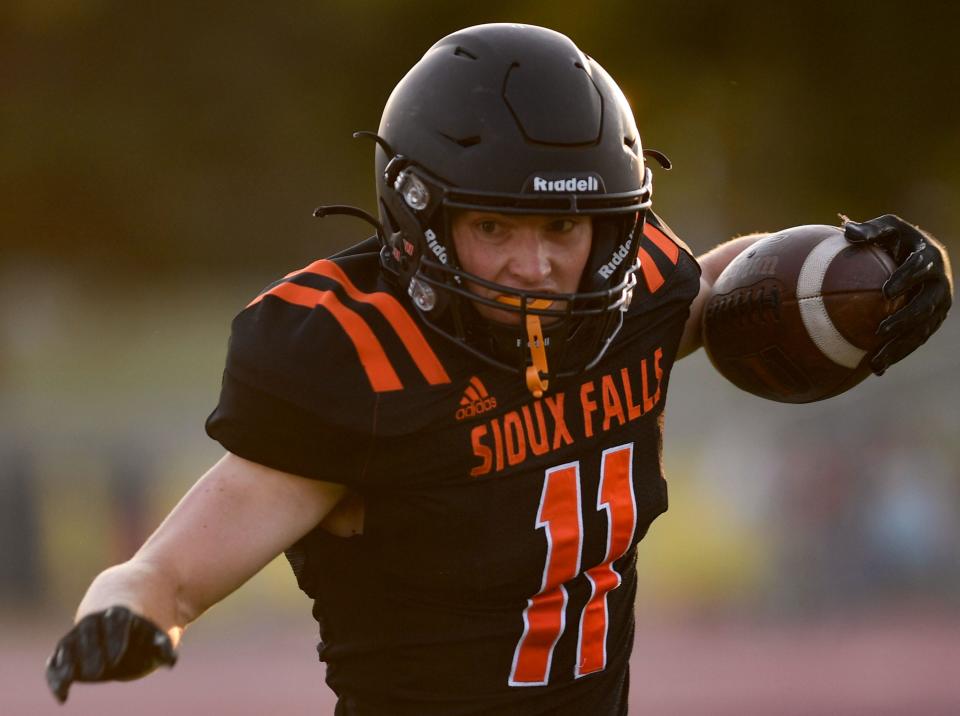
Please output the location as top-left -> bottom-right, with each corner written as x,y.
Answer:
371,23 -> 654,396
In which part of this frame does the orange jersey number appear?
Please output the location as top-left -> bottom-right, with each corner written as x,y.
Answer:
509,444 -> 636,686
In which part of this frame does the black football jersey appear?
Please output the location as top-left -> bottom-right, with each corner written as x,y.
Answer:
206,214 -> 702,716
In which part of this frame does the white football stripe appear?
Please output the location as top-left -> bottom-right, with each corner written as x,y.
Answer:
796,233 -> 867,369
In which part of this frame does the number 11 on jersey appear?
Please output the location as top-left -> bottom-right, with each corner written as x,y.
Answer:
509,443 -> 636,686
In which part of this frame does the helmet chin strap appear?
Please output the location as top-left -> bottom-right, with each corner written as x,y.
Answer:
495,296 -> 553,398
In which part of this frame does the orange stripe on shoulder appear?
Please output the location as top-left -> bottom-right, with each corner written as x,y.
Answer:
637,248 -> 665,293
643,222 -> 680,265
250,282 -> 403,393
295,259 -> 451,386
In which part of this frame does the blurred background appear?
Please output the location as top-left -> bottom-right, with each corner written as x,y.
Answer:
2,1 -> 958,714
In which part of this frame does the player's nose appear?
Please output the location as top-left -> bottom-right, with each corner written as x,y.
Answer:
506,230 -> 552,287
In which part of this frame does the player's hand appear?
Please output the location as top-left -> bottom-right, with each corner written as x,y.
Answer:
843,214 -> 953,375
45,606 -> 177,704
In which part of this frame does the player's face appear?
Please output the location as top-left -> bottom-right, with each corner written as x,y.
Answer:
451,211 -> 593,325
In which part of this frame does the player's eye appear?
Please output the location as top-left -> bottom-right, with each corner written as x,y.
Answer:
476,220 -> 502,234
545,218 -> 577,233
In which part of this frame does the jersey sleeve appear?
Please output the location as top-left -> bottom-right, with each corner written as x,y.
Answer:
628,211 -> 702,318
205,276 -> 379,487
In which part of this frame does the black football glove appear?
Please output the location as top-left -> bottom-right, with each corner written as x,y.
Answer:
843,214 -> 953,375
45,606 -> 177,704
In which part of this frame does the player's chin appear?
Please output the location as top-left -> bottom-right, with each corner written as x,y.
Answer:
476,306 -> 525,326
473,299 -> 567,326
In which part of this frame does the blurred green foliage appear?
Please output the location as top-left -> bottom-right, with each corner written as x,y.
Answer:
2,0 -> 958,278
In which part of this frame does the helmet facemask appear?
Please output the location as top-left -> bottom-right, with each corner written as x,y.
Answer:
379,155 -> 652,396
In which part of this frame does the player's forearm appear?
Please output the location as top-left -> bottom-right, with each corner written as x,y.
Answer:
72,454 -> 349,643
697,232 -> 767,285
75,558 -> 189,647
677,233 -> 768,357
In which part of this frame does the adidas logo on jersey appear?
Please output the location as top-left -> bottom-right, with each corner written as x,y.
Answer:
456,376 -> 497,421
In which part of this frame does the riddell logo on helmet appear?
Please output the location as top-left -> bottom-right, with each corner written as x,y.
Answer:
456,376 -> 497,421
598,239 -> 633,279
425,229 -> 448,264
532,176 -> 600,192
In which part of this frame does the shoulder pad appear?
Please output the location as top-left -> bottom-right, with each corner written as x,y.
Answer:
226,247 -> 453,429
627,212 -> 701,314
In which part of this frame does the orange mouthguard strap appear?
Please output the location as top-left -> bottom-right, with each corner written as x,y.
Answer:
496,296 -> 552,398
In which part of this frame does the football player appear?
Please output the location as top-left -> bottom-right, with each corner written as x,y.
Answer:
46,23 -> 951,715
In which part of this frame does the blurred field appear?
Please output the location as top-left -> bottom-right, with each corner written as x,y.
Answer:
7,610 -> 960,715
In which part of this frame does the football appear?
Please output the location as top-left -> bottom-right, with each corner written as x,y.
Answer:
702,224 -> 904,403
